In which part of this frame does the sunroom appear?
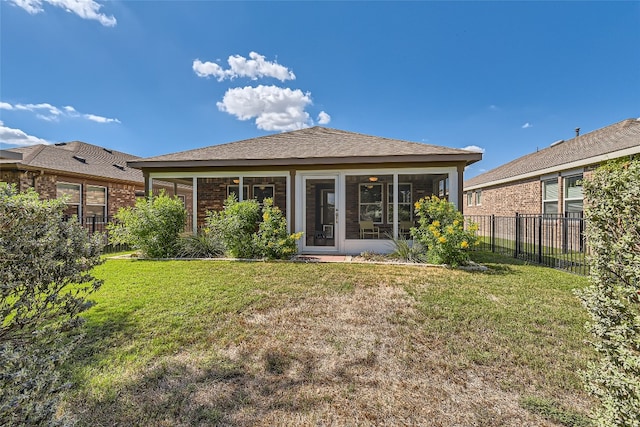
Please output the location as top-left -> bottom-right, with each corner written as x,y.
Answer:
128,127 -> 481,254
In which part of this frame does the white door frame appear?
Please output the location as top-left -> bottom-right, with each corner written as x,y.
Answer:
298,173 -> 341,253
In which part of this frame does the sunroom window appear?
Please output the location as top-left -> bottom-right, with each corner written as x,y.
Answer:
359,183 -> 383,223
388,183 -> 412,222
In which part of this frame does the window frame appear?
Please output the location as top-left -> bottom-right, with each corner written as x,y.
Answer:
438,177 -> 450,199
387,182 -> 412,223
467,192 -> 473,207
85,185 -> 107,223
542,178 -> 559,216
358,183 -> 384,224
252,184 -> 275,204
56,182 -> 82,218
227,185 -> 249,201
563,174 -> 584,217
475,190 -> 482,206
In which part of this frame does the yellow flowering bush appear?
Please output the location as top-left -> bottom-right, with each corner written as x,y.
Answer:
254,198 -> 303,259
410,195 -> 479,266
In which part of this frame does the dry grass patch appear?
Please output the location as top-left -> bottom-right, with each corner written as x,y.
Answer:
62,255 -> 593,426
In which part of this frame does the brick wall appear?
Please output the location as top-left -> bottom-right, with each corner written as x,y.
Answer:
1,170 -> 143,217
464,177 -> 541,216
196,176 -> 288,228
464,165 -> 601,217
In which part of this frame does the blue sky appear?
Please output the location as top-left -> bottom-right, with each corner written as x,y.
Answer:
1,1 -> 639,178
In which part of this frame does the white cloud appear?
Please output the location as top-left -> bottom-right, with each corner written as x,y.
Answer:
489,104 -> 499,111
193,60 -> 226,80
9,0 -> 116,26
522,122 -> 533,129
317,111 -> 331,125
193,52 -> 295,82
83,113 -> 120,124
462,145 -> 485,153
1,101 -> 120,124
0,120 -> 50,146
217,85 -> 313,132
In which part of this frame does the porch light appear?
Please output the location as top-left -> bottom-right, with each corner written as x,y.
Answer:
368,176 -> 378,182
233,179 -> 240,184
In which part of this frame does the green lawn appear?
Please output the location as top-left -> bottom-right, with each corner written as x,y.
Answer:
62,252 -> 595,426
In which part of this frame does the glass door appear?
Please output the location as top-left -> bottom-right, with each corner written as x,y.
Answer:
303,176 -> 338,251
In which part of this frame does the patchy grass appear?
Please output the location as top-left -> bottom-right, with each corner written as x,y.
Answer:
62,252 -> 594,426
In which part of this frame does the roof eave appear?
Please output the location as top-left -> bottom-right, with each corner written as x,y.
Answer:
128,153 -> 482,169
464,145 -> 640,191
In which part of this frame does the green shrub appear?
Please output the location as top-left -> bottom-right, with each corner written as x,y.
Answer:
386,232 -> 427,263
108,191 -> 187,258
576,159 -> 640,427
205,196 -> 261,258
176,232 -> 225,258
253,198 -> 303,260
411,195 -> 478,266
0,183 -> 103,426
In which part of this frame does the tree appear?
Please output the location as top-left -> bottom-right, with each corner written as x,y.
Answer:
108,191 -> 187,258
0,183 -> 103,426
577,159 -> 640,426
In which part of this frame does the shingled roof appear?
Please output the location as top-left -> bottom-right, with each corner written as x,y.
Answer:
1,141 -> 143,183
128,126 -> 481,168
464,118 -> 640,190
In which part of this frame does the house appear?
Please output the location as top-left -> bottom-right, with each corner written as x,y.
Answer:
128,126 -> 482,254
463,118 -> 640,217
0,141 -> 192,223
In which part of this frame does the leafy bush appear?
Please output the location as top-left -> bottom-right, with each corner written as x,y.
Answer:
0,183 -> 103,426
577,159 -> 640,427
411,195 -> 478,266
176,232 -> 225,258
108,191 -> 187,258
205,196 -> 261,258
386,232 -> 427,263
253,198 -> 303,260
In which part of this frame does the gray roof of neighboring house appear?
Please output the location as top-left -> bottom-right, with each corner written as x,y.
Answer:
464,118 -> 640,189
128,126 -> 481,168
1,141 -> 144,183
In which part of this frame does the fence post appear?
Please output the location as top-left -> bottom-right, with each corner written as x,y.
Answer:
91,216 -> 96,234
537,215 -> 543,264
490,214 -> 496,253
514,212 -> 520,258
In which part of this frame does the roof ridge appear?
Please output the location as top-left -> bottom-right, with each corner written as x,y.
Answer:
20,144 -> 47,165
464,118 -> 640,188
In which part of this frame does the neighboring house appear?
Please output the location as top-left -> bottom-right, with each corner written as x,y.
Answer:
463,118 -> 640,217
0,141 -> 192,222
128,126 -> 482,254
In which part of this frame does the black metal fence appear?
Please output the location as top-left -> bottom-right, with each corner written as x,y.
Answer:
464,213 -> 589,275
65,216 -> 130,254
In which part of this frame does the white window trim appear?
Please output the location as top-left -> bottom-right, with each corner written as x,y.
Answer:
475,190 -> 482,206
227,184 -> 249,200
359,182 -> 384,224
252,184 -> 275,204
467,192 -> 473,207
563,174 -> 584,215
387,182 -> 412,223
542,178 -> 559,215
